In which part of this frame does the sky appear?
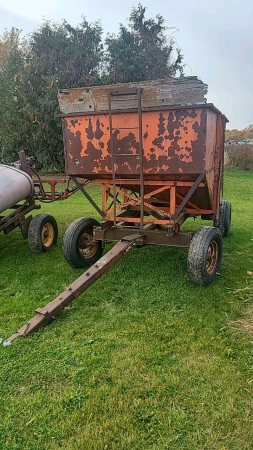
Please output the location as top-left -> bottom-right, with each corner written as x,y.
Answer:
0,0 -> 252,130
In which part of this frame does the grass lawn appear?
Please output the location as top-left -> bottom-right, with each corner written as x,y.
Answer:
0,171 -> 253,449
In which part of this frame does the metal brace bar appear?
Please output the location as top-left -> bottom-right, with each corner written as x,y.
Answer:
171,173 -> 205,220
71,177 -> 104,217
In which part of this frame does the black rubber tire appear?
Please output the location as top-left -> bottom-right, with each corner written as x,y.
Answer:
217,200 -> 232,237
187,226 -> 223,286
63,217 -> 103,268
28,214 -> 58,253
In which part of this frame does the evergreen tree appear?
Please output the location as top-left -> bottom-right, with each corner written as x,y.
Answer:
105,4 -> 184,83
0,19 -> 103,170
0,6 -> 185,171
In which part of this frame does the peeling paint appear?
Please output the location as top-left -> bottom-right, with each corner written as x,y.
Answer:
63,106 -> 210,179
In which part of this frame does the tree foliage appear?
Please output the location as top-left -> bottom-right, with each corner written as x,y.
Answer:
28,19 -> 103,89
225,125 -> 253,141
225,129 -> 245,141
0,27 -> 21,70
0,34 -> 31,162
105,4 -> 184,83
243,124 -> 253,139
0,5 -> 185,171
0,19 -> 103,170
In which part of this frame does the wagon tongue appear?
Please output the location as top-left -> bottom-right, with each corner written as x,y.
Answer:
2,236 -> 141,345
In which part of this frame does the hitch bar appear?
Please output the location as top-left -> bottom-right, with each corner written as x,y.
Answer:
3,238 -> 136,345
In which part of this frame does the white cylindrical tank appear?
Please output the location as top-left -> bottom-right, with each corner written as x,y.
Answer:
0,165 -> 34,214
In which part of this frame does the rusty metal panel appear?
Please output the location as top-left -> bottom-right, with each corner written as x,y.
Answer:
63,106 -> 207,178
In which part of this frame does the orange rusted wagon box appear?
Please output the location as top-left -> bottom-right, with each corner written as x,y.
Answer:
58,77 -> 231,286
62,104 -> 222,215
3,78 -> 232,344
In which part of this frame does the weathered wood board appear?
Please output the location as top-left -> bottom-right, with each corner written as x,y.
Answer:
58,76 -> 208,115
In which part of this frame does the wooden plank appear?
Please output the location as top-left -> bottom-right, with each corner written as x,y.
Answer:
58,76 -> 208,115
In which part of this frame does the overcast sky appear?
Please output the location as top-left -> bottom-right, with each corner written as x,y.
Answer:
0,0 -> 252,130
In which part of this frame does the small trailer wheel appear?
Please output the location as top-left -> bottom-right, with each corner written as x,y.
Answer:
187,226 -> 223,286
28,214 -> 58,253
63,217 -> 103,268
216,200 -> 231,237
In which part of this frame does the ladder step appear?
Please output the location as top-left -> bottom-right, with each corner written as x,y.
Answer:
114,154 -> 140,157
108,87 -> 144,228
109,87 -> 138,96
112,127 -> 139,130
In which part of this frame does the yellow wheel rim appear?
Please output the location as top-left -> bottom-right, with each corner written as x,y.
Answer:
41,223 -> 55,248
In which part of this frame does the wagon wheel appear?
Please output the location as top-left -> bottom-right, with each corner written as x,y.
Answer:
216,200 -> 232,237
187,226 -> 223,286
28,214 -> 58,253
63,217 -> 103,268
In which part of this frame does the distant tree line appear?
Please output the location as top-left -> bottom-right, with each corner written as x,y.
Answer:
225,124 -> 253,141
0,4 -> 184,171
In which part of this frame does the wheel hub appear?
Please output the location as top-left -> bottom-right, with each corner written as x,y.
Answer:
42,223 -> 54,248
79,232 -> 99,258
206,241 -> 219,275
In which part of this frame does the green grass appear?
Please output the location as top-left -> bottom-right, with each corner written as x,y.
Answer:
1,172 -> 253,449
